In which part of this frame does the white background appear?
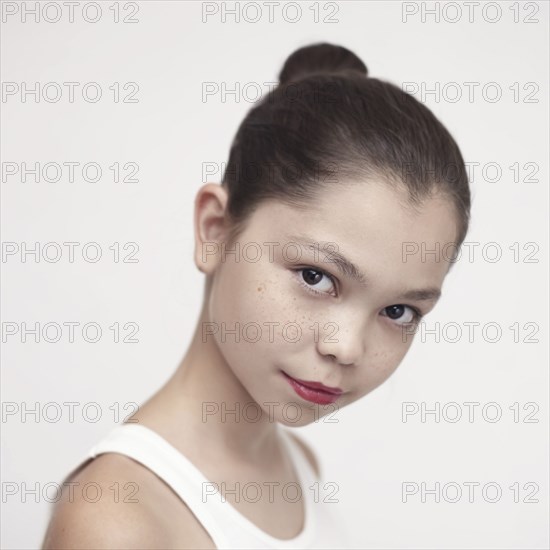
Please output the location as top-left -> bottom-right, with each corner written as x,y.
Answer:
1,1 -> 548,548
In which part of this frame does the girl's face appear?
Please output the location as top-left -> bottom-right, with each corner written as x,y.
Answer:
202,181 -> 458,427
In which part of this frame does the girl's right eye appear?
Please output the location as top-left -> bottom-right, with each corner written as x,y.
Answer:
293,267 -> 338,297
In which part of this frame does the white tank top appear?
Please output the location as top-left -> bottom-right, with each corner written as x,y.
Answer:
69,423 -> 352,549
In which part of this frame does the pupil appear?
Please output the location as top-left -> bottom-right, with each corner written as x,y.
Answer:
303,269 -> 322,285
387,305 -> 404,319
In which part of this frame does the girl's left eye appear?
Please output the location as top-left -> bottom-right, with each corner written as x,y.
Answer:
294,267 -> 337,296
381,304 -> 423,326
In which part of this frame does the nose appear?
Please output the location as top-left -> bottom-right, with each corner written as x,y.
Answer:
316,323 -> 364,367
326,354 -> 354,366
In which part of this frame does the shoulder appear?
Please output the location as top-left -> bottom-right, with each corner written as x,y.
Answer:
286,432 -> 321,479
42,453 -> 215,549
41,454 -> 170,549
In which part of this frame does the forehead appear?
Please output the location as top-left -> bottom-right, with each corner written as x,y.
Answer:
244,181 -> 458,289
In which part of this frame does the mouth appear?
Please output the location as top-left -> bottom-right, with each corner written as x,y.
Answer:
281,370 -> 343,405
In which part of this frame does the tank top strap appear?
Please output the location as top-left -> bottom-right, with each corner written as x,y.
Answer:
87,423 -> 232,548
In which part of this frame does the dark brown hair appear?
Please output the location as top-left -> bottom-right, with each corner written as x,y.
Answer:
221,42 -> 470,249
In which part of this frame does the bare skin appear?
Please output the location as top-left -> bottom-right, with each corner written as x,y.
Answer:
42,179 -> 457,549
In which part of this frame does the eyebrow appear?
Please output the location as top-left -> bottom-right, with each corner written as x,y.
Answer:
398,288 -> 441,302
285,233 -> 442,303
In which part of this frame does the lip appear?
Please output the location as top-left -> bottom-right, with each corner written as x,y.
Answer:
281,370 -> 343,405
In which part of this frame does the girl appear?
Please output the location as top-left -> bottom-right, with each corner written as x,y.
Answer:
42,42 -> 470,549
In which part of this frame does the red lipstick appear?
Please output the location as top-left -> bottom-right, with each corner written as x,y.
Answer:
281,371 -> 343,405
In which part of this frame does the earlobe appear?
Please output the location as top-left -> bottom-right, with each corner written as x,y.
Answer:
193,183 -> 229,275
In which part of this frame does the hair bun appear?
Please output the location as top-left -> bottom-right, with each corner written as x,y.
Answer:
278,42 -> 368,85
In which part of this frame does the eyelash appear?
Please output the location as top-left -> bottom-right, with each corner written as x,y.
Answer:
292,266 -> 425,326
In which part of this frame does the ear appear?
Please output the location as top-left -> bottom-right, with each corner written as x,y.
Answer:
193,183 -> 230,275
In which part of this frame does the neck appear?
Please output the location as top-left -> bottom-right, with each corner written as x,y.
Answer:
131,291 -> 281,464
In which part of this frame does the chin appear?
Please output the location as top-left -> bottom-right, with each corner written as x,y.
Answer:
276,413 -> 318,428
272,401 -> 335,428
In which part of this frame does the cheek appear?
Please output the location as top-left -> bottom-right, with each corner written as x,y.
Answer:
356,332 -> 413,392
208,261 -> 303,366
